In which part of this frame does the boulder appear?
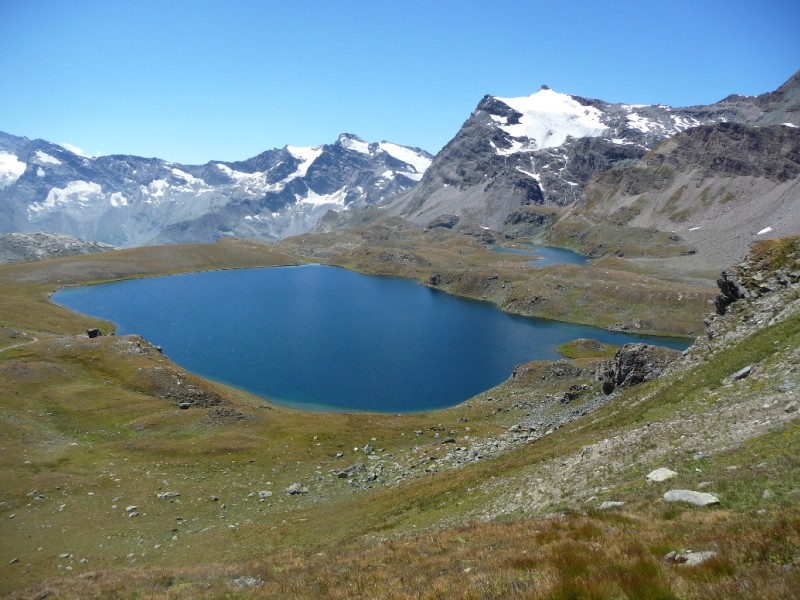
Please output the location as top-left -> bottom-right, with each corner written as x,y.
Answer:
730,365 -> 753,381
426,214 -> 460,229
600,344 -> 681,394
286,483 -> 309,495
663,489 -> 720,506
647,468 -> 677,482
664,550 -> 718,566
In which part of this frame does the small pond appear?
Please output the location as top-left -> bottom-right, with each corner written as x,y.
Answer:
491,243 -> 589,267
53,265 -> 688,413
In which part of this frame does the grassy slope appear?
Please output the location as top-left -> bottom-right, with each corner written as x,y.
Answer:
276,224 -> 716,337
0,235 -> 797,598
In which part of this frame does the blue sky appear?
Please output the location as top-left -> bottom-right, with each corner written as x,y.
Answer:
1,0 -> 797,164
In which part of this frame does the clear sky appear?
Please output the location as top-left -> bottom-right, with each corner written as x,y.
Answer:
1,0 -> 797,164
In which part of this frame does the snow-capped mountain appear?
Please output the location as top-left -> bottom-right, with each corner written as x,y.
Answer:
385,72 -> 799,228
0,132 -> 432,246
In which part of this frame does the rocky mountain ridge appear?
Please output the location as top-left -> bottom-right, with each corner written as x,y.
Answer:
385,71 -> 800,231
0,132 -> 432,247
0,232 -> 114,265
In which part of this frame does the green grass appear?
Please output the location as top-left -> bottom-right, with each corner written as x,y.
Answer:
556,338 -> 619,359
1,234 -> 798,598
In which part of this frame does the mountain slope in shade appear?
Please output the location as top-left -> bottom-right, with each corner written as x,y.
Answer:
0,132 -> 432,247
384,72 -> 799,229
547,122 -> 800,272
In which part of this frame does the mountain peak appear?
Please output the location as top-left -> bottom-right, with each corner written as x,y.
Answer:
492,88 -> 607,150
336,133 -> 371,154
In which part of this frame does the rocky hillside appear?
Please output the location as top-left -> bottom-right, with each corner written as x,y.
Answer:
0,232 -> 114,265
0,132 -> 431,247
385,71 -> 799,231
544,122 -> 800,271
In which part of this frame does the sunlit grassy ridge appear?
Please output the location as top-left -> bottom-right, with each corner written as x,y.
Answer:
0,233 -> 798,598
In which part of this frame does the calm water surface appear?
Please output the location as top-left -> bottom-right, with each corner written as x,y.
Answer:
492,243 -> 589,267
53,265 -> 688,412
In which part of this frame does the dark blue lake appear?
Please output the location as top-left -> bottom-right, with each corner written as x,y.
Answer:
492,244 -> 589,267
53,265 -> 688,413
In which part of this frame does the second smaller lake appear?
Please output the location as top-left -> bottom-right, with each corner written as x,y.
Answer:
492,243 -> 589,267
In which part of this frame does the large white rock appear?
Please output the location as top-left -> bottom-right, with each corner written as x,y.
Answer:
663,489 -> 719,506
647,467 -> 678,482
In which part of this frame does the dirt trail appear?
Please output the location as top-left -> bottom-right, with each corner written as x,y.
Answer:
0,335 -> 39,353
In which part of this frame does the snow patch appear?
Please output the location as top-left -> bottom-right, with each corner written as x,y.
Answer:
170,168 -> 198,183
215,163 -> 250,181
286,145 -> 323,178
296,188 -> 347,207
37,167 -> 45,177
515,166 -> 540,182
339,135 -> 370,154
494,138 -> 530,156
0,152 -> 26,187
493,88 -> 607,150
34,150 -> 62,165
626,111 -> 661,133
31,181 -> 103,212
378,141 -> 431,174
147,179 -> 169,198
109,192 -> 128,207
757,226 -> 773,235
688,226 -> 702,231
671,115 -> 701,131
59,143 -> 89,157
782,122 -> 798,128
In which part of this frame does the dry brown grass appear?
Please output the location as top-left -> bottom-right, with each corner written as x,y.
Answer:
9,507 -> 798,599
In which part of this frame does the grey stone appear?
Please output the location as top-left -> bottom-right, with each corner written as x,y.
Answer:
664,550 -> 717,566
731,365 -> 753,380
647,467 -> 677,482
155,491 -> 180,499
785,401 -> 799,413
598,501 -> 625,510
663,489 -> 720,506
286,483 -> 308,495
682,551 -> 718,566
232,576 -> 262,588
663,550 -> 687,563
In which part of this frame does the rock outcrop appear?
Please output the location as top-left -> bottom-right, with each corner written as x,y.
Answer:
599,343 -> 682,394
0,232 -> 114,265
